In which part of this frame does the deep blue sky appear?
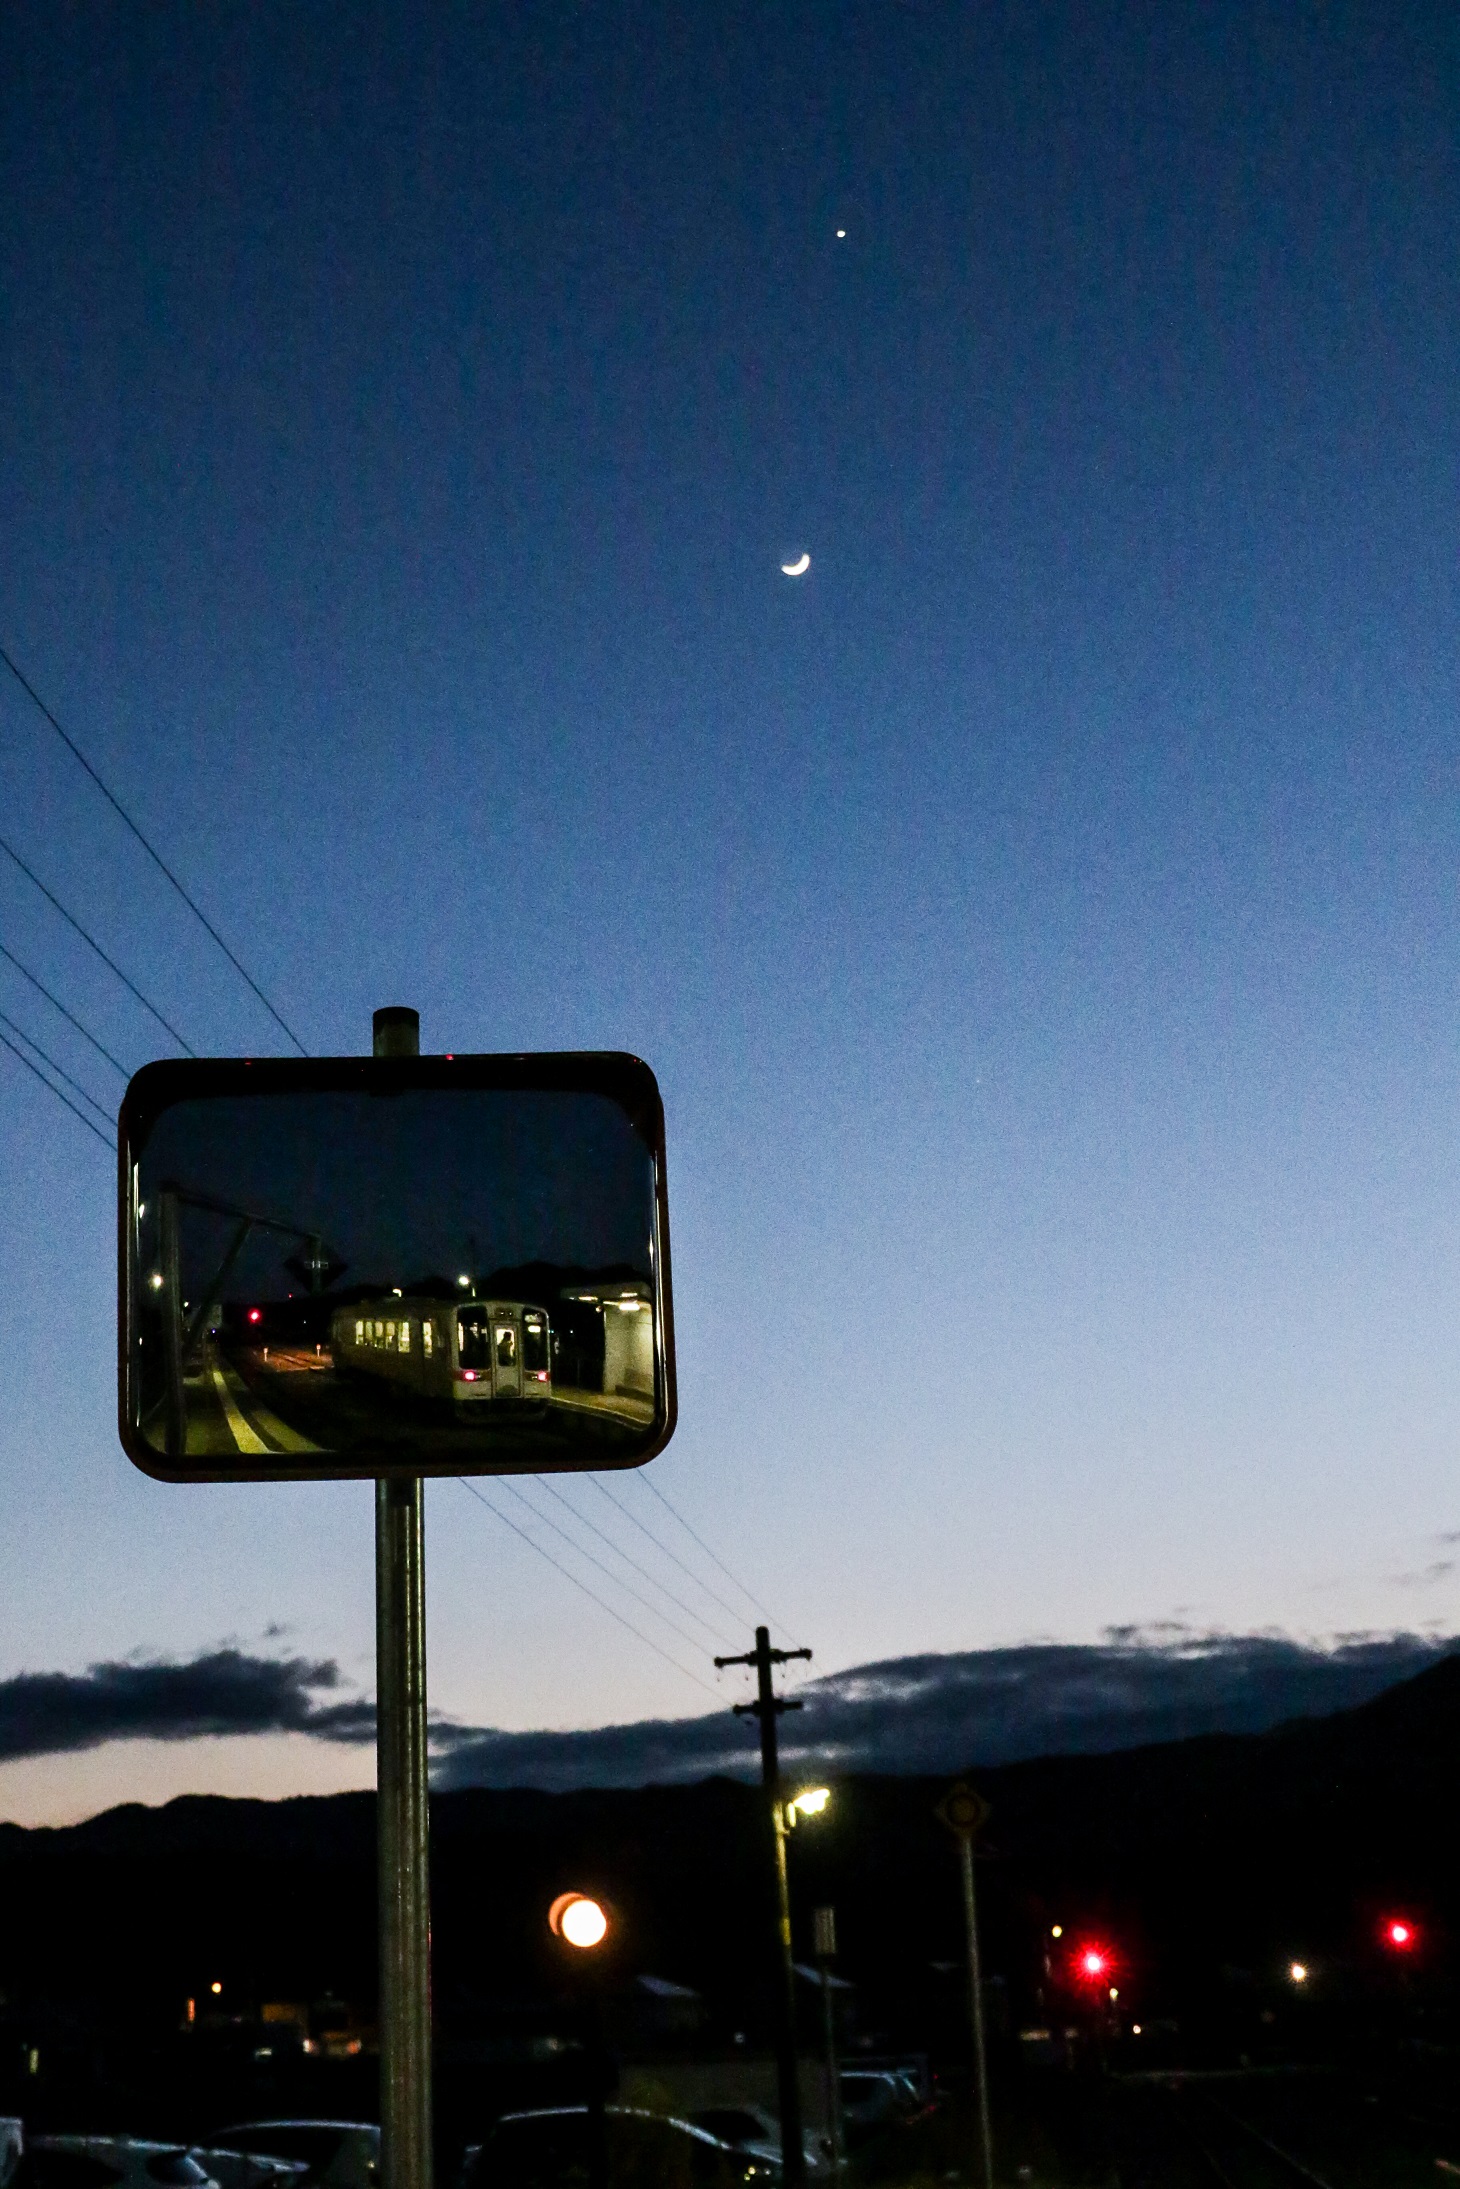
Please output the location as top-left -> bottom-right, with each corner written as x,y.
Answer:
1,1 -> 1458,1822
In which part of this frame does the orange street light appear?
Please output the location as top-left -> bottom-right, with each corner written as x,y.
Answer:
549,1891 -> 609,1950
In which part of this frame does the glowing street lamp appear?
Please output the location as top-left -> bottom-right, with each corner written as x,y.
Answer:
549,1892 -> 609,1950
1289,1961 -> 1309,1986
549,1892 -> 612,2189
784,1785 -> 831,1828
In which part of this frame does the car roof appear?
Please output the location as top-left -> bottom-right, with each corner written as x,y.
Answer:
495,2110 -> 728,2151
35,2142 -> 187,2155
210,2127 -> 373,2136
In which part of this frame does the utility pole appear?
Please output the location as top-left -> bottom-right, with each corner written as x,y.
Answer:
715,1626 -> 812,2189
374,1005 -> 433,2189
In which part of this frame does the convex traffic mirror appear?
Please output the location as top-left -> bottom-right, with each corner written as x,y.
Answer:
118,1052 -> 675,1481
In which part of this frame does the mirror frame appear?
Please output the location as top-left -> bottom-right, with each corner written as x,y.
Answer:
117,1050 -> 676,1483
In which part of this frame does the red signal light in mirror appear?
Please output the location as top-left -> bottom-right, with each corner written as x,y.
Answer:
1383,1918 -> 1416,1950
247,1309 -> 262,1324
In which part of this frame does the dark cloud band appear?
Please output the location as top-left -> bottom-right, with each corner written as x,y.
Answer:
1,1631 -> 1452,1783
0,1648 -> 375,1761
431,1630 -> 1459,1790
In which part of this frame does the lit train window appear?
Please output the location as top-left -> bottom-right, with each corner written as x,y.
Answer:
355,1320 -> 364,1343
385,1321 -> 396,1348
422,1321 -> 434,1356
399,1320 -> 411,1352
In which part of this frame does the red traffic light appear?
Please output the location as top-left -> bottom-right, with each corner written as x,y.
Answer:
247,1308 -> 262,1324
1071,1940 -> 1115,1984
1382,1917 -> 1417,1951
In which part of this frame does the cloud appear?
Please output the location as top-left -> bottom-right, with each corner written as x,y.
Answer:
0,1649 -> 375,1761
6,1630 -> 1455,1790
431,1629 -> 1460,1793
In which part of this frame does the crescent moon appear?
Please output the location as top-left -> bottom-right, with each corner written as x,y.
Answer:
781,552 -> 811,577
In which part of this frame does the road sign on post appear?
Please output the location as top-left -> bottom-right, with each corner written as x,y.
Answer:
118,1020 -> 679,2189
936,1782 -> 994,2189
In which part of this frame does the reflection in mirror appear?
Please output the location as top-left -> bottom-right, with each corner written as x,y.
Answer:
121,1063 -> 673,1479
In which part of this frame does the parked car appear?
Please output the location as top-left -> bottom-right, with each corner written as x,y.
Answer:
837,2070 -> 921,2133
18,2141 -> 220,2189
461,2106 -> 781,2189
204,2127 -> 377,2189
685,2110 -> 824,2177
189,2152 -> 309,2189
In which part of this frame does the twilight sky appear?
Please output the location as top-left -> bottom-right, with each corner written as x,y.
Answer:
1,1 -> 1459,1826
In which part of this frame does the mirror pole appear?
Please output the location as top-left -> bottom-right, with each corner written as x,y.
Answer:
374,1007 -> 433,2189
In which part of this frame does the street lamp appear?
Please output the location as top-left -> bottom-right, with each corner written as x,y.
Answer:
549,1894 -> 613,2189
550,1892 -> 610,1950
773,1785 -> 832,2182
784,1786 -> 831,1828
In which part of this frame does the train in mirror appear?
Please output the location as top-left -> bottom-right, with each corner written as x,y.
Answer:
118,1052 -> 675,1481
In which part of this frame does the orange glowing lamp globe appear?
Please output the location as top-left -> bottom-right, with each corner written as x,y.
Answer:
549,1891 -> 609,1949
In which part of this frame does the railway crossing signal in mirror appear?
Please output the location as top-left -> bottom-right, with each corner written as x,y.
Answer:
118,1049 -> 675,1481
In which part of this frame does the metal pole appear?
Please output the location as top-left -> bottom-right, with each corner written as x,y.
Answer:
959,1834 -> 994,2189
374,1006 -> 433,2189
755,1630 -> 806,2189
813,1909 -> 843,2181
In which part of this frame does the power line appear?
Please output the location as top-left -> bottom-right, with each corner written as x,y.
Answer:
0,641 -> 307,1054
0,1006 -> 115,1128
0,1025 -> 114,1150
585,1472 -> 753,1632
498,1477 -> 720,1658
634,1468 -> 801,1643
455,1478 -> 720,1699
0,833 -> 196,1053
0,937 -> 131,1078
531,1472 -> 738,1647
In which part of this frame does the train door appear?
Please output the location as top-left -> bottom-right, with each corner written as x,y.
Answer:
491,1313 -> 522,1396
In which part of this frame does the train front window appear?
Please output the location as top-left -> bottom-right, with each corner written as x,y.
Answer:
495,1324 -> 517,1367
457,1312 -> 492,1370
523,1317 -> 548,1372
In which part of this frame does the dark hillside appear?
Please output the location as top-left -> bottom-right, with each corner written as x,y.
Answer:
3,1651 -> 1459,2128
